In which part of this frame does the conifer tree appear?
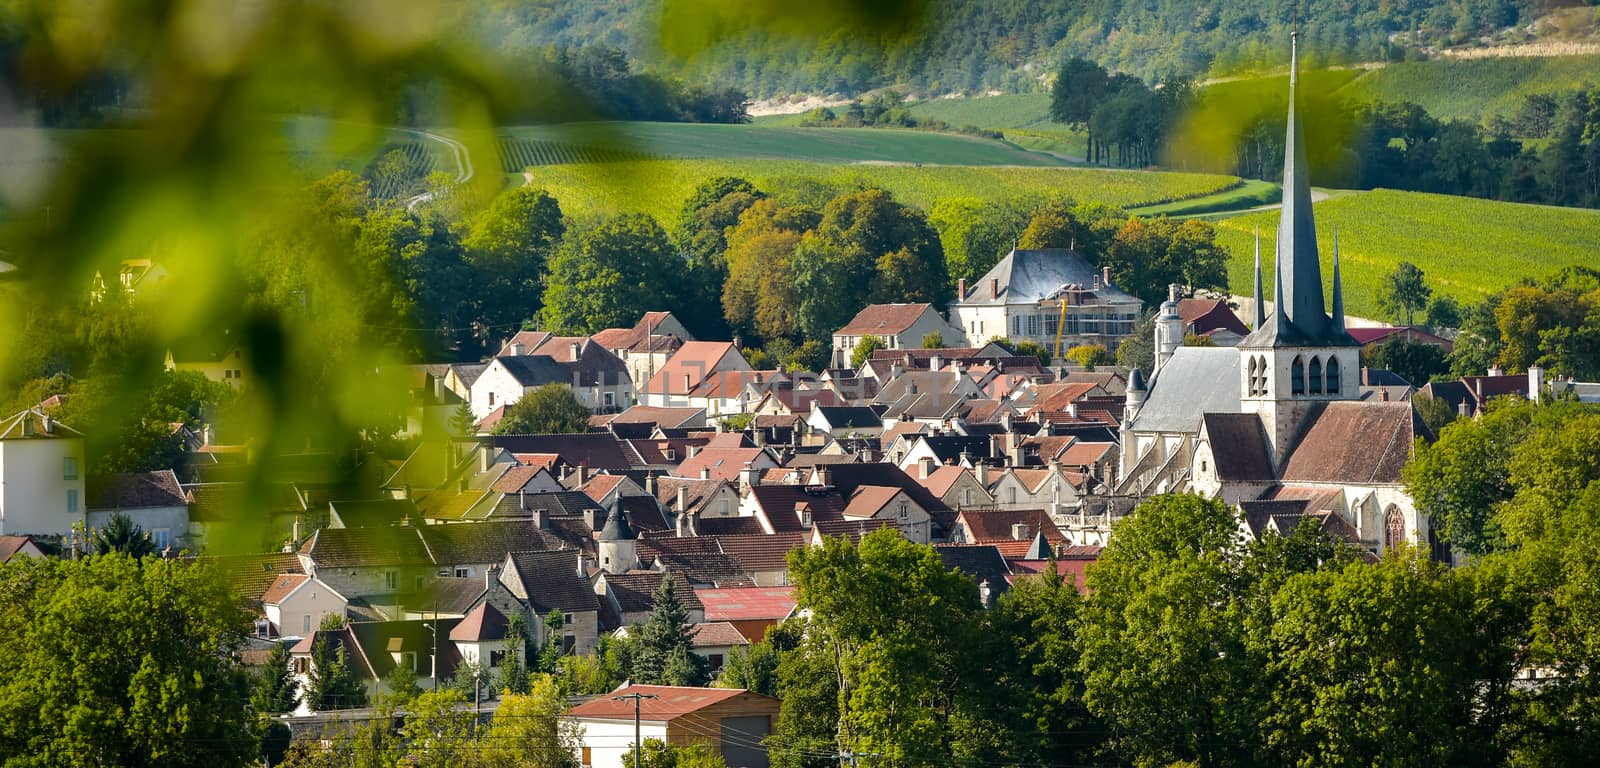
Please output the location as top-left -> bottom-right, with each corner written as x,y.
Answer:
630,574 -> 708,686
252,641 -> 300,714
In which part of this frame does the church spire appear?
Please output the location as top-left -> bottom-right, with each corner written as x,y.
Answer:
1275,29 -> 1329,337
1331,226 -> 1345,333
1253,227 -> 1266,329
1273,233 -> 1288,329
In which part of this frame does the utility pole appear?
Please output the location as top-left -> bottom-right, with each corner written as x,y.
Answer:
611,691 -> 659,768
834,749 -> 881,768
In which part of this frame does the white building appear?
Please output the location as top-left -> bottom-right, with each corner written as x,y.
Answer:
949,249 -> 1142,353
0,408 -> 87,537
565,685 -> 782,768
831,303 -> 960,366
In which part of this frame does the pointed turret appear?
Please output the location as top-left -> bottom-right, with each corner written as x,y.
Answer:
598,501 -> 638,573
1331,228 -> 1346,334
1253,228 -> 1266,330
1276,29 -> 1329,337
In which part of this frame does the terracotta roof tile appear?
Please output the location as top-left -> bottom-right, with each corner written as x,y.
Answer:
566,685 -> 765,720
694,586 -> 797,621
1281,402 -> 1429,485
691,621 -> 751,648
836,303 -> 937,336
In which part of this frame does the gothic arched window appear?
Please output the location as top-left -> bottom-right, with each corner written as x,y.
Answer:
1258,356 -> 1269,396
1384,506 -> 1406,551
1247,356 -> 1260,396
1308,356 -> 1323,395
1326,356 -> 1341,395
1291,356 -> 1306,395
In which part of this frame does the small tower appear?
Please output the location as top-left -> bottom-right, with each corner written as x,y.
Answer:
598,501 -> 638,574
1153,285 -> 1184,378
1123,368 -> 1146,425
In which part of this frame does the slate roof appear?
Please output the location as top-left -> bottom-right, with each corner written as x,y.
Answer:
693,516 -> 769,536
605,406 -> 705,429
606,570 -> 705,614
298,527 -> 433,568
835,303 -> 938,336
89,470 -> 186,509
347,619 -> 462,680
935,544 -> 1012,601
1280,401 -> 1431,485
419,520 -> 565,565
496,354 -> 568,387
1200,413 -> 1274,482
812,406 -> 883,431
910,435 -> 993,464
638,538 -> 754,586
411,576 -> 489,615
1132,346 -> 1239,433
329,499 -> 416,528
747,485 -> 847,532
507,550 -> 601,614
958,249 -> 1140,307
487,433 -> 639,471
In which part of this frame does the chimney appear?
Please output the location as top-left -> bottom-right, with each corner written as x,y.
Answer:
569,342 -> 580,360
975,462 -> 989,486
1011,522 -> 1030,541
891,363 -> 904,379
480,446 -> 493,473
817,465 -> 832,488
990,278 -> 999,299
531,508 -> 548,530
740,462 -> 761,493
644,472 -> 656,495
1102,266 -> 1112,286
576,551 -> 587,577
578,462 -> 590,484
676,485 -> 688,516
930,354 -> 943,372
1379,388 -> 1389,402
510,342 -> 525,356
676,507 -> 689,536
202,424 -> 214,446
41,414 -> 52,434
1488,364 -> 1503,377
1067,402 -> 1078,419
957,278 -> 967,301
920,457 -> 936,479
486,563 -> 499,591
292,515 -> 301,543
699,466 -> 710,480
1529,364 -> 1544,404
1457,399 -> 1471,417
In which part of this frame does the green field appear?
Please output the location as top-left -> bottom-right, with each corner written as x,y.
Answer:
495,121 -> 1071,168
1129,179 -> 1280,216
520,158 -> 1238,222
1340,56 -> 1600,121
1213,189 -> 1600,319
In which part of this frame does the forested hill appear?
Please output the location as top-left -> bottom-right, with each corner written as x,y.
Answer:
477,0 -> 1551,96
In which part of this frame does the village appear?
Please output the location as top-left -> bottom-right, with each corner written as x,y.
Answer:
4,15 -> 1600,767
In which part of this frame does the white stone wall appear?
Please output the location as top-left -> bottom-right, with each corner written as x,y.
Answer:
0,437 -> 86,536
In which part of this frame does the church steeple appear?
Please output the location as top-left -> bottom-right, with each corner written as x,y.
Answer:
1276,29 -> 1329,338
1331,227 -> 1345,333
1253,228 -> 1266,330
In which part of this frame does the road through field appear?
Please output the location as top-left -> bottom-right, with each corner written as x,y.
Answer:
403,129 -> 472,209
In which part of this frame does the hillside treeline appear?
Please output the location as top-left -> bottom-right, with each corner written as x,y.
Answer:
473,0 -> 1544,96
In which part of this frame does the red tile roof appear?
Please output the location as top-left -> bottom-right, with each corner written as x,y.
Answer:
449,602 -> 508,642
917,465 -> 969,498
1176,298 -> 1250,337
566,685 -> 763,720
959,508 -> 1068,544
674,448 -> 770,482
1280,402 -> 1429,485
644,342 -> 744,396
695,586 -> 798,621
843,485 -> 902,519
836,303 -> 937,336
261,574 -> 310,604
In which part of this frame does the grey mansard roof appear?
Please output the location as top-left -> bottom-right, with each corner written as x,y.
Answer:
1129,347 -> 1240,434
956,249 -> 1140,307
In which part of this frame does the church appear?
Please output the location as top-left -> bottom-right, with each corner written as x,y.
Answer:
1115,33 -> 1437,558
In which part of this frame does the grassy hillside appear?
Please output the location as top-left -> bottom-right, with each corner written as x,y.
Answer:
521,158 -> 1238,222
1213,189 -> 1600,318
1340,56 -> 1600,121
495,122 -> 1072,168
906,94 -> 1055,130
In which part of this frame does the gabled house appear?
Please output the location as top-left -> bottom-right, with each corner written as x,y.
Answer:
694,585 -> 798,642
832,303 -> 959,365
596,570 -> 706,629
842,484 -> 933,544
913,463 -> 993,510
262,573 -> 348,638
165,332 -> 250,388
1177,297 -> 1251,346
88,469 -> 189,551
951,507 -> 1071,559
949,248 -> 1142,350
499,549 -> 601,654
0,408 -> 86,537
672,435 -> 779,483
640,342 -> 752,408
590,312 -> 695,390
565,685 -> 782,768
0,534 -> 45,562
470,342 -> 634,419
806,406 -> 884,439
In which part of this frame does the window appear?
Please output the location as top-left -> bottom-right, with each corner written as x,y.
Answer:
1308,357 -> 1323,395
1291,356 -> 1305,395
151,528 -> 171,550
561,635 -> 576,653
66,489 -> 78,514
489,650 -> 507,668
583,747 -> 592,767
1384,506 -> 1406,551
384,570 -> 398,590
488,392 -> 495,406
1044,313 -> 1059,337
294,657 -> 309,674
1326,356 -> 1341,394
603,391 -> 615,407
1024,314 -> 1041,337
898,501 -> 909,519
1011,315 -> 1021,336
302,614 -> 312,634
963,488 -> 973,506
63,457 -> 78,481
1007,486 -> 1017,504
454,567 -> 470,578
709,653 -> 725,669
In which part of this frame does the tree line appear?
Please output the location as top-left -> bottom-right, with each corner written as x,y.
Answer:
470,0 -> 1544,97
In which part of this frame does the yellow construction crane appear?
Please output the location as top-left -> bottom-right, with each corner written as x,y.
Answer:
1053,287 -> 1073,360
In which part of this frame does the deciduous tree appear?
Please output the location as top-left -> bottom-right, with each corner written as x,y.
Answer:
491,384 -> 591,435
542,213 -> 683,335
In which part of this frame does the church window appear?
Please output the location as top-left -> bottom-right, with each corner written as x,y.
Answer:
1291,356 -> 1305,395
1308,357 -> 1323,394
1247,357 -> 1258,396
1326,357 -> 1340,394
1384,506 -> 1405,551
